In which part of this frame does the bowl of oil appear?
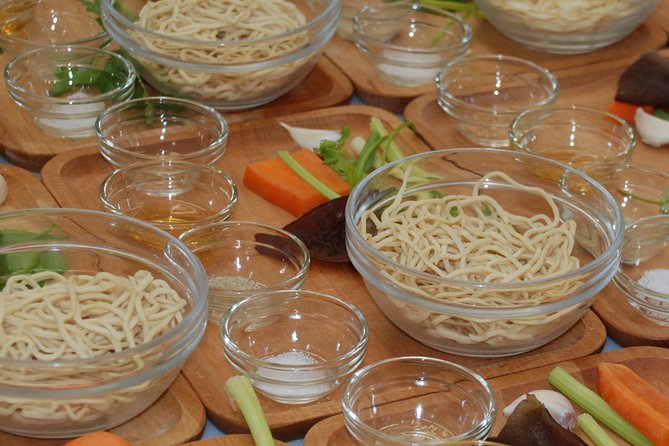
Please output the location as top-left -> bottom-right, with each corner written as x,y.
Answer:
99,160 -> 238,237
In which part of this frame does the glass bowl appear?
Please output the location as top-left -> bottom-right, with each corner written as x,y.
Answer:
570,161 -> 669,227
509,105 -> 636,181
100,0 -> 340,110
99,160 -> 238,237
3,45 -> 136,138
342,356 -> 496,445
353,2 -> 472,87
615,215 -> 669,325
345,148 -> 624,357
0,0 -> 110,55
436,55 -> 558,147
474,0 -> 660,54
0,208 -> 207,438
221,290 -> 369,404
179,221 -> 311,323
96,96 -> 229,168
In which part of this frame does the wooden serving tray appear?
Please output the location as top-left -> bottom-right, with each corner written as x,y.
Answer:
0,55 -> 352,173
404,52 -> 669,170
0,374 -> 206,446
40,104 -> 607,441
0,163 -> 58,210
304,346 -> 669,445
325,13 -> 667,113
184,435 -> 289,446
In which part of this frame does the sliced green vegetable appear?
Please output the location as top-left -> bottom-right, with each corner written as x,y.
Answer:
578,413 -> 618,446
278,150 -> 341,200
652,108 -> 669,121
224,375 -> 274,446
616,187 -> 669,214
548,366 -> 653,446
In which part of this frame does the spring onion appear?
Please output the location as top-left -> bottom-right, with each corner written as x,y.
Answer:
577,413 -> 618,446
277,150 -> 341,200
548,367 -> 653,446
224,375 -> 274,446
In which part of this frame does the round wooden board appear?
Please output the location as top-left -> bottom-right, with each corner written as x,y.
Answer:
184,434 -> 289,445
304,346 -> 669,445
0,163 -> 58,209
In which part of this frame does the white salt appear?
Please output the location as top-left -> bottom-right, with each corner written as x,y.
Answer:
638,269 -> 669,295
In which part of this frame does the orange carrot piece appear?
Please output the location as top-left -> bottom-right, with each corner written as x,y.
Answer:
64,431 -> 131,446
598,362 -> 669,446
607,100 -> 653,124
243,148 -> 350,217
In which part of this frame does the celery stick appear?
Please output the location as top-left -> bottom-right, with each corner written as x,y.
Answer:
277,150 -> 341,200
578,413 -> 618,446
548,367 -> 653,446
224,375 -> 274,446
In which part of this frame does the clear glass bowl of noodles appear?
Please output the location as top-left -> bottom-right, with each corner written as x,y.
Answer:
345,148 -> 624,357
0,208 -> 208,438
100,0 -> 341,110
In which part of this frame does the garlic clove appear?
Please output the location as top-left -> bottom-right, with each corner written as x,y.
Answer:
0,174 -> 8,206
279,122 -> 342,150
503,389 -> 577,431
634,107 -> 669,147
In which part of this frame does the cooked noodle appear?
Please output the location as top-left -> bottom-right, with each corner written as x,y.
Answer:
358,170 -> 583,346
133,0 -> 309,102
0,270 -> 187,424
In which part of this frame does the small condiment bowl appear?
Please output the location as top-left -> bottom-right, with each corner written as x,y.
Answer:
510,106 -> 636,181
221,290 -> 369,404
571,161 -> 669,226
96,96 -> 229,168
436,54 -> 558,147
100,160 -> 238,237
615,215 -> 669,325
179,221 -> 311,323
4,45 -> 136,138
0,0 -> 111,56
353,2 -> 472,87
342,356 -> 496,445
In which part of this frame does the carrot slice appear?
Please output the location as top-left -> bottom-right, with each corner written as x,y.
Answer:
597,362 -> 669,446
607,100 -> 653,124
243,148 -> 350,217
64,431 -> 131,446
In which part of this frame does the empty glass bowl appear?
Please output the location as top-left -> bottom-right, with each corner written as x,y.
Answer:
353,2 -> 472,87
100,160 -> 238,237
616,215 -> 669,325
179,221 -> 311,323
4,45 -> 136,138
96,96 -> 229,168
342,356 -> 496,445
0,0 -> 110,55
510,106 -> 636,181
221,290 -> 369,404
436,54 -> 558,147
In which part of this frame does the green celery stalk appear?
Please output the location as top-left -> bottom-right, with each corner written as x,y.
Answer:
277,150 -> 341,200
224,375 -> 274,446
548,367 -> 653,446
578,413 -> 618,446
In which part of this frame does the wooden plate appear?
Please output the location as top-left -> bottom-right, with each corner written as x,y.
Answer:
304,346 -> 669,445
654,0 -> 669,33
41,104 -> 607,441
404,51 -> 669,170
325,13 -> 667,113
0,374 -> 206,446
0,56 -> 352,173
184,435 -> 289,446
0,163 -> 58,209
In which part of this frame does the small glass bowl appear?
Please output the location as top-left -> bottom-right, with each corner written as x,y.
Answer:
353,2 -> 472,87
221,290 -> 369,405
509,106 -> 636,182
179,221 -> 311,323
342,356 -> 496,445
4,45 -> 136,138
573,161 -> 669,227
436,54 -> 558,147
0,0 -> 110,55
474,0 -> 660,54
96,96 -> 229,168
615,215 -> 669,325
100,160 -> 238,237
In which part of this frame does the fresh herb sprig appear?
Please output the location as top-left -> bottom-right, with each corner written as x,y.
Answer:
48,54 -> 130,97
